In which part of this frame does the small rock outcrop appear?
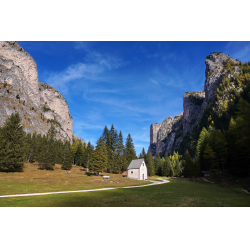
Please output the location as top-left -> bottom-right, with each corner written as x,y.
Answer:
0,41 -> 85,144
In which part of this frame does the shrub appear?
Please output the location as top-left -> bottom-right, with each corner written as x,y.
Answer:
42,105 -> 51,112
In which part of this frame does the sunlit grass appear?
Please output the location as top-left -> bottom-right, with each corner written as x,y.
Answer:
0,162 -> 150,196
1,163 -> 250,207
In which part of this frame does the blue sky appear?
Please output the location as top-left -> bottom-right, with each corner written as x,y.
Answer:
17,41 -> 250,155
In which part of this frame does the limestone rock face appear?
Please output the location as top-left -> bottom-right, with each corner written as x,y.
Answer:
148,113 -> 183,156
183,91 -> 205,137
0,41 -> 85,144
197,53 -> 240,121
148,52 -> 241,157
150,123 -> 161,144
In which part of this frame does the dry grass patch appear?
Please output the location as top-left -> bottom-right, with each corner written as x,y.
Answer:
0,162 -> 150,196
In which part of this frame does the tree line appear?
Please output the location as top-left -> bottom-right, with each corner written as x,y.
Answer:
88,125 -> 137,174
0,115 -> 138,174
138,148 -> 183,177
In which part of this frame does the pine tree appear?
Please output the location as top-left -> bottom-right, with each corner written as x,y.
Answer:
146,152 -> 155,176
71,139 -> 80,165
102,126 -> 112,172
140,147 -> 146,160
173,151 -> 182,176
162,154 -> 171,176
125,133 -> 137,166
38,125 -> 57,170
116,130 -> 125,173
75,142 -> 85,166
154,152 -> 161,176
183,151 -> 196,178
196,127 -> 209,171
54,139 -> 64,164
159,157 -> 165,176
36,135 -> 47,169
109,124 -> 118,172
84,141 -> 94,171
23,133 -> 32,162
0,113 -> 25,172
207,126 -> 227,172
203,144 -> 217,171
89,137 -> 108,174
61,141 -> 73,170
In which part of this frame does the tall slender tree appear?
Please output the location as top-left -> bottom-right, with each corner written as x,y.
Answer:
89,137 -> 108,174
162,154 -> 171,177
62,141 -> 73,170
125,133 -> 137,166
102,126 -> 112,172
116,130 -> 125,173
84,141 -> 94,171
154,152 -> 161,176
109,124 -> 118,172
0,112 -> 25,172
146,152 -> 155,176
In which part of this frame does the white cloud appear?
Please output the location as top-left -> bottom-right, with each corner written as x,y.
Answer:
44,63 -> 103,93
44,48 -> 128,94
74,41 -> 91,51
150,78 -> 159,85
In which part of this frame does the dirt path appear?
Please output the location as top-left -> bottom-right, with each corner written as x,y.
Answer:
0,179 -> 169,198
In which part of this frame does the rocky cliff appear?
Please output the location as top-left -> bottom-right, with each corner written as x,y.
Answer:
148,52 -> 240,157
0,41 -> 85,144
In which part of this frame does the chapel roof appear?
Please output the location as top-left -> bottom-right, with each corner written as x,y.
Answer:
127,159 -> 145,170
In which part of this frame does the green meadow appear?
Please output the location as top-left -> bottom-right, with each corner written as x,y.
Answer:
0,163 -> 250,207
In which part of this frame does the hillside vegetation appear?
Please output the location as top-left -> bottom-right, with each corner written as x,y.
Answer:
178,58 -> 250,177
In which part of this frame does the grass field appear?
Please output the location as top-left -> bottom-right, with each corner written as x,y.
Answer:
1,162 -> 250,207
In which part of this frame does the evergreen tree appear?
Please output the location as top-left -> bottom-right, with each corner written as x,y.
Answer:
183,151 -> 196,178
116,131 -> 125,173
54,139 -> 64,164
159,157 -> 165,176
89,137 -> 108,174
162,154 -> 171,176
38,125 -> 57,170
146,152 -> 155,176
37,135 -> 47,169
71,139 -> 81,165
173,151 -> 182,176
207,126 -> 227,172
140,147 -> 147,160
102,126 -> 112,172
154,152 -> 161,176
109,124 -> 118,172
75,142 -> 85,166
196,127 -> 209,171
0,113 -> 25,172
61,141 -> 73,170
125,133 -> 137,166
29,132 -> 38,162
174,157 -> 181,176
203,144 -> 217,170
23,133 -> 32,162
84,141 -> 94,171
